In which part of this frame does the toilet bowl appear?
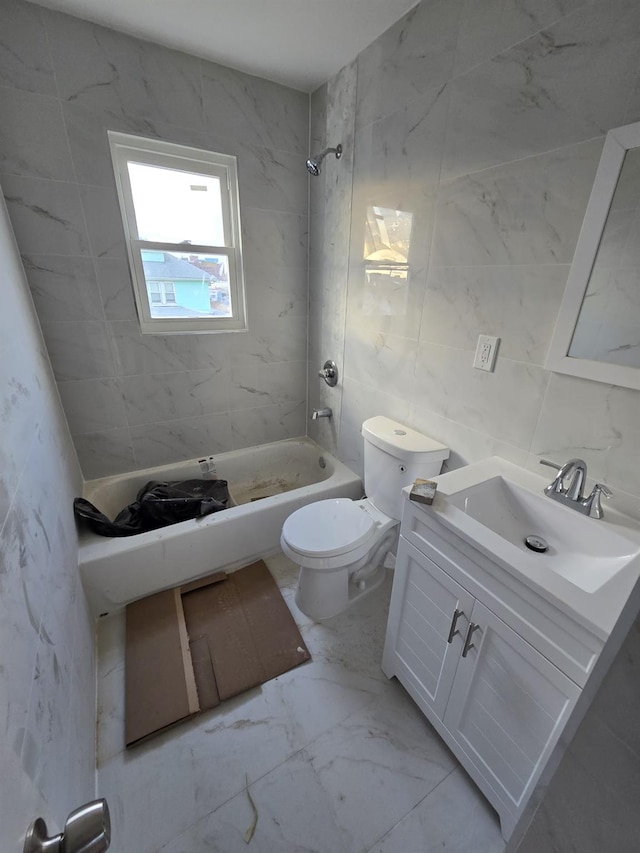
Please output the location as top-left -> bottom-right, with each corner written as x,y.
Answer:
281,417 -> 449,620
281,497 -> 396,620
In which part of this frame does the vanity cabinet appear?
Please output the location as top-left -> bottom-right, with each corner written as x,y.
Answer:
384,538 -> 476,719
383,502 -> 599,840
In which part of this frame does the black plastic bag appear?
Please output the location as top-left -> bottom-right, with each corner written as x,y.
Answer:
74,479 -> 230,537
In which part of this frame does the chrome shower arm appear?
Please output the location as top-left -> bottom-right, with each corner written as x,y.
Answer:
306,143 -> 342,175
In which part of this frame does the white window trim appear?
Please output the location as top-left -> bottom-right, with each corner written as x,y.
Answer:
108,131 -> 247,335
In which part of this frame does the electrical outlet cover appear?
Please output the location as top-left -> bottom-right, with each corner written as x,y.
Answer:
474,335 -> 500,372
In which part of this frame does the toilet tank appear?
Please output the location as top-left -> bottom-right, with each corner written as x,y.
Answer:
361,416 -> 449,520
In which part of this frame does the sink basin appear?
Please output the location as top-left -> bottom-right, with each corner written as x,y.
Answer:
417,457 -> 640,637
446,476 -> 637,593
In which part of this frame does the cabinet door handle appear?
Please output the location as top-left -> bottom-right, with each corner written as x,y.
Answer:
447,609 -> 464,644
461,622 -> 480,658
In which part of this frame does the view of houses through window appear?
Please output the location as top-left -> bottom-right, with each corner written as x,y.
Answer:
141,249 -> 232,318
109,132 -> 246,333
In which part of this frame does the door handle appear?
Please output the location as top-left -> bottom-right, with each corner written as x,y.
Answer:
461,622 -> 480,658
447,609 -> 464,644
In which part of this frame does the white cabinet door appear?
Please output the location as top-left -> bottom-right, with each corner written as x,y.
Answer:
383,538 -> 475,718
443,600 -> 580,819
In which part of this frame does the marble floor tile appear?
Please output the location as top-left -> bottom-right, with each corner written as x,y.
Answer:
263,551 -> 300,595
96,553 -> 504,853
98,681 -> 303,853
305,683 -> 458,853
294,574 -> 395,683
370,767 -> 503,853
158,750 -> 349,853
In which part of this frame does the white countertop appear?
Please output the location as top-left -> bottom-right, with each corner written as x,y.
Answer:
404,457 -> 640,639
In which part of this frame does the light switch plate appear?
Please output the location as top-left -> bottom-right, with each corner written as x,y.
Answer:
473,335 -> 500,372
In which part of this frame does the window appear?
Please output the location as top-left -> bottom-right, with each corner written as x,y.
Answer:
148,280 -> 176,306
108,132 -> 246,334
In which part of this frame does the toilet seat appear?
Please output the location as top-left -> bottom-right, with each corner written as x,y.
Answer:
281,498 -> 375,558
280,497 -> 397,572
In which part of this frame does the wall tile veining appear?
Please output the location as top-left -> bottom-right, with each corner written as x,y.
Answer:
308,1 -> 640,850
0,0 -> 310,479
2,0 -> 640,849
307,63 -> 358,458
311,0 -> 640,507
0,190 -> 95,845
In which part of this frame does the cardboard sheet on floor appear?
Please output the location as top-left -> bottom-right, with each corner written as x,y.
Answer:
125,561 -> 310,747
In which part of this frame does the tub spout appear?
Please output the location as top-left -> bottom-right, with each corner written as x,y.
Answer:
311,407 -> 332,420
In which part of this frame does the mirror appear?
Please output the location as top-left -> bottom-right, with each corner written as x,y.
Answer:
546,121 -> 640,390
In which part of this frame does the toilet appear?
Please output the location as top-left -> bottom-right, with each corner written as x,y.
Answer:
280,416 -> 449,619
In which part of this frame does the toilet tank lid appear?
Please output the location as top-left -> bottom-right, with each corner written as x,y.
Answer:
361,416 -> 449,461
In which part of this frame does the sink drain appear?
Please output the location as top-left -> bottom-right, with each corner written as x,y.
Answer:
524,535 -> 548,553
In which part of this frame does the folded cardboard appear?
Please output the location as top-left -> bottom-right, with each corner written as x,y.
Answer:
125,561 -> 310,747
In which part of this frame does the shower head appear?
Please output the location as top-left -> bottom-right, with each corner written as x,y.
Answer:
306,144 -> 342,176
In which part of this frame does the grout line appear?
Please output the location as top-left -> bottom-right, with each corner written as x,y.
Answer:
439,133 -> 606,187
144,742 -> 315,852
354,0 -> 591,138
305,84 -> 312,430
524,365 -> 555,459
415,80 -> 451,347
41,7 -> 116,427
447,1 -> 592,86
431,262 -> 572,270
362,765 -> 460,853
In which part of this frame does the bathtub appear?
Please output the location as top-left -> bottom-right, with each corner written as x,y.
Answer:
78,437 -> 362,617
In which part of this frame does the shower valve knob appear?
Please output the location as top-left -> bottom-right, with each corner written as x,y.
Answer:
318,360 -> 338,387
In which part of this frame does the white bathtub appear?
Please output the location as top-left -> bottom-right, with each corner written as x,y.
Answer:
78,437 -> 362,616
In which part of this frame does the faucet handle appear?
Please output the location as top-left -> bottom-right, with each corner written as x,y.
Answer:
540,459 -> 564,496
581,483 -> 612,519
318,360 -> 338,387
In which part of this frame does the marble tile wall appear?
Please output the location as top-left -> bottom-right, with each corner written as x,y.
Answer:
307,64 -> 357,459
308,1 -> 640,849
0,191 -> 95,847
310,0 -> 640,504
0,0 -> 310,479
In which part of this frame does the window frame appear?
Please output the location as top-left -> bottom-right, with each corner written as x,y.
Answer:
108,131 -> 247,335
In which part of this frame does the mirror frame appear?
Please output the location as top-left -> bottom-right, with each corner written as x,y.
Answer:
546,121 -> 640,391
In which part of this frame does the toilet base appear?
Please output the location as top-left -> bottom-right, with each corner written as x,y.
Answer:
294,558 -> 388,621
283,499 -> 397,620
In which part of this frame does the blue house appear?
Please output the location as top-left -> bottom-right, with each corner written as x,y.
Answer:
141,250 -> 211,315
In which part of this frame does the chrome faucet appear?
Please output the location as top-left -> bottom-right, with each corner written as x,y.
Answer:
540,458 -> 612,518
541,458 -> 587,501
311,407 -> 332,420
